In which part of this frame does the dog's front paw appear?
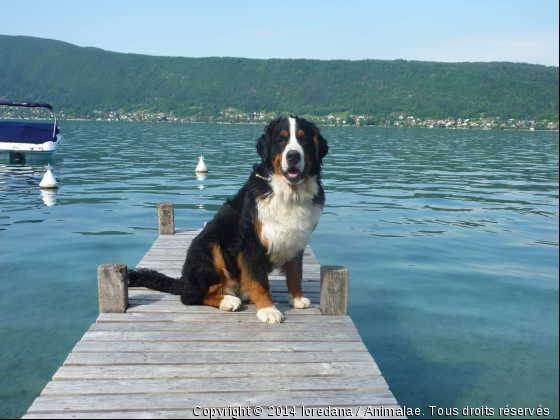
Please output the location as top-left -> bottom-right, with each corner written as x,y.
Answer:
257,306 -> 284,323
288,294 -> 311,309
219,295 -> 242,312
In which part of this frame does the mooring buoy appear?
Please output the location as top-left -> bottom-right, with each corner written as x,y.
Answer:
39,165 -> 59,189
195,155 -> 208,173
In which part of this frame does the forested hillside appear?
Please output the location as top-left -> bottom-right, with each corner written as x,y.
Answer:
1,35 -> 558,121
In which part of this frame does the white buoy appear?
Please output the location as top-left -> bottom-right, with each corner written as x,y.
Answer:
39,165 -> 59,189
195,155 -> 208,173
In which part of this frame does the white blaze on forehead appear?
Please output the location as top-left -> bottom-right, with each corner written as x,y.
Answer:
282,117 -> 305,173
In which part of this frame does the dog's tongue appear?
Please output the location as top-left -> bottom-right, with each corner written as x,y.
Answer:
287,168 -> 300,178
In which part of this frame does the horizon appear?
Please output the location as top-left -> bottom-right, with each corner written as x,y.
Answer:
1,0 -> 559,66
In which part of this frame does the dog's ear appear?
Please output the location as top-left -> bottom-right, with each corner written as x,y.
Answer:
256,133 -> 269,161
314,130 -> 329,163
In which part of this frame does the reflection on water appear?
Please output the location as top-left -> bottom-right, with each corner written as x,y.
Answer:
0,122 -> 558,418
39,189 -> 57,206
196,172 -> 207,190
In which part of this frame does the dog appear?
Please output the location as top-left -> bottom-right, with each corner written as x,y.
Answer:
128,116 -> 329,323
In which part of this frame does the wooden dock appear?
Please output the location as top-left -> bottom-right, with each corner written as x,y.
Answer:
23,203 -> 403,419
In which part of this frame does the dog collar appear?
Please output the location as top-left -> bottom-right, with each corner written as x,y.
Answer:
255,174 -> 269,181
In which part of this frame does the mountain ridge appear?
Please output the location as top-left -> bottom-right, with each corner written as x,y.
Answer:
1,35 -> 558,121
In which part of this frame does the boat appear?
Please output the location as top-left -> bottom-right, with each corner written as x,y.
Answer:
0,101 -> 64,163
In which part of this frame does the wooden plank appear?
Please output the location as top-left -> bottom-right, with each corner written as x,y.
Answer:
268,276 -> 320,281
127,292 -> 321,300
24,406 -> 406,419
139,255 -> 320,264
155,231 -> 199,237
133,269 -> 320,280
89,321 -> 355,333
96,313 -> 353,324
63,351 -> 373,366
126,288 -> 322,302
127,293 -> 320,304
135,261 -> 320,270
129,296 -> 322,307
27,390 -> 399,414
53,362 -> 379,381
147,240 -> 314,252
81,330 -> 361,342
143,248 -> 316,258
141,249 -> 187,255
128,282 -> 321,294
42,375 -> 387,396
72,341 -> 369,353
126,303 -> 323,315
127,288 -> 322,296
126,296 -> 321,305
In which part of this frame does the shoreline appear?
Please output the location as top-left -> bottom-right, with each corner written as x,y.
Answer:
60,119 -> 560,132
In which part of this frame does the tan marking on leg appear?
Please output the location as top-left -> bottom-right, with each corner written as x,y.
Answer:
238,253 -> 274,311
207,243 -> 231,295
284,256 -> 311,309
283,258 -> 303,299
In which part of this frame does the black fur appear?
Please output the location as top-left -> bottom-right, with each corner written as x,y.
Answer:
128,116 -> 329,306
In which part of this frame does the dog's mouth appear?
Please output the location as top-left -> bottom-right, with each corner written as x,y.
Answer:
283,167 -> 303,184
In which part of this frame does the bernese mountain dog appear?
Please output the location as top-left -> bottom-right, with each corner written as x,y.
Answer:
128,116 -> 329,323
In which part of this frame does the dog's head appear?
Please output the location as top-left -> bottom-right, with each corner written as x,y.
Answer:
256,116 -> 329,185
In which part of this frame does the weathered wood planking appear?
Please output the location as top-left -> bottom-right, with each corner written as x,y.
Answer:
27,390 -> 399,414
24,227 -> 403,419
88,321 -> 355,333
63,351 -> 373,366
24,410 -> 407,420
71,340 -> 370,354
96,312 -> 353,324
125,302 -> 324,315
41,375 -> 389,396
24,409 -> 406,420
52,362 -> 380,381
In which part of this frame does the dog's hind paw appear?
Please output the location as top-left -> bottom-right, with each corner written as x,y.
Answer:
219,295 -> 242,312
257,306 -> 284,324
288,295 -> 311,309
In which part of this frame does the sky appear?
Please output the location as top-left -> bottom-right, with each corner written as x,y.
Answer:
1,0 -> 559,66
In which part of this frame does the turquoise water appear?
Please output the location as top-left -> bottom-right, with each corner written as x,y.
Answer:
0,122 -> 558,418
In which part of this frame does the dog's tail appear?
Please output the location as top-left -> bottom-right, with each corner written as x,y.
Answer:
128,269 -> 183,295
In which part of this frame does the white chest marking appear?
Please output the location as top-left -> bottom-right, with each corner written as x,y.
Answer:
257,175 -> 323,267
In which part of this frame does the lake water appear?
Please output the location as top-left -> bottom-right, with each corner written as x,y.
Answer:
0,122 -> 558,418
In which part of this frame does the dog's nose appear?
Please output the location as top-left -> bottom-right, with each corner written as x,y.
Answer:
286,150 -> 301,164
